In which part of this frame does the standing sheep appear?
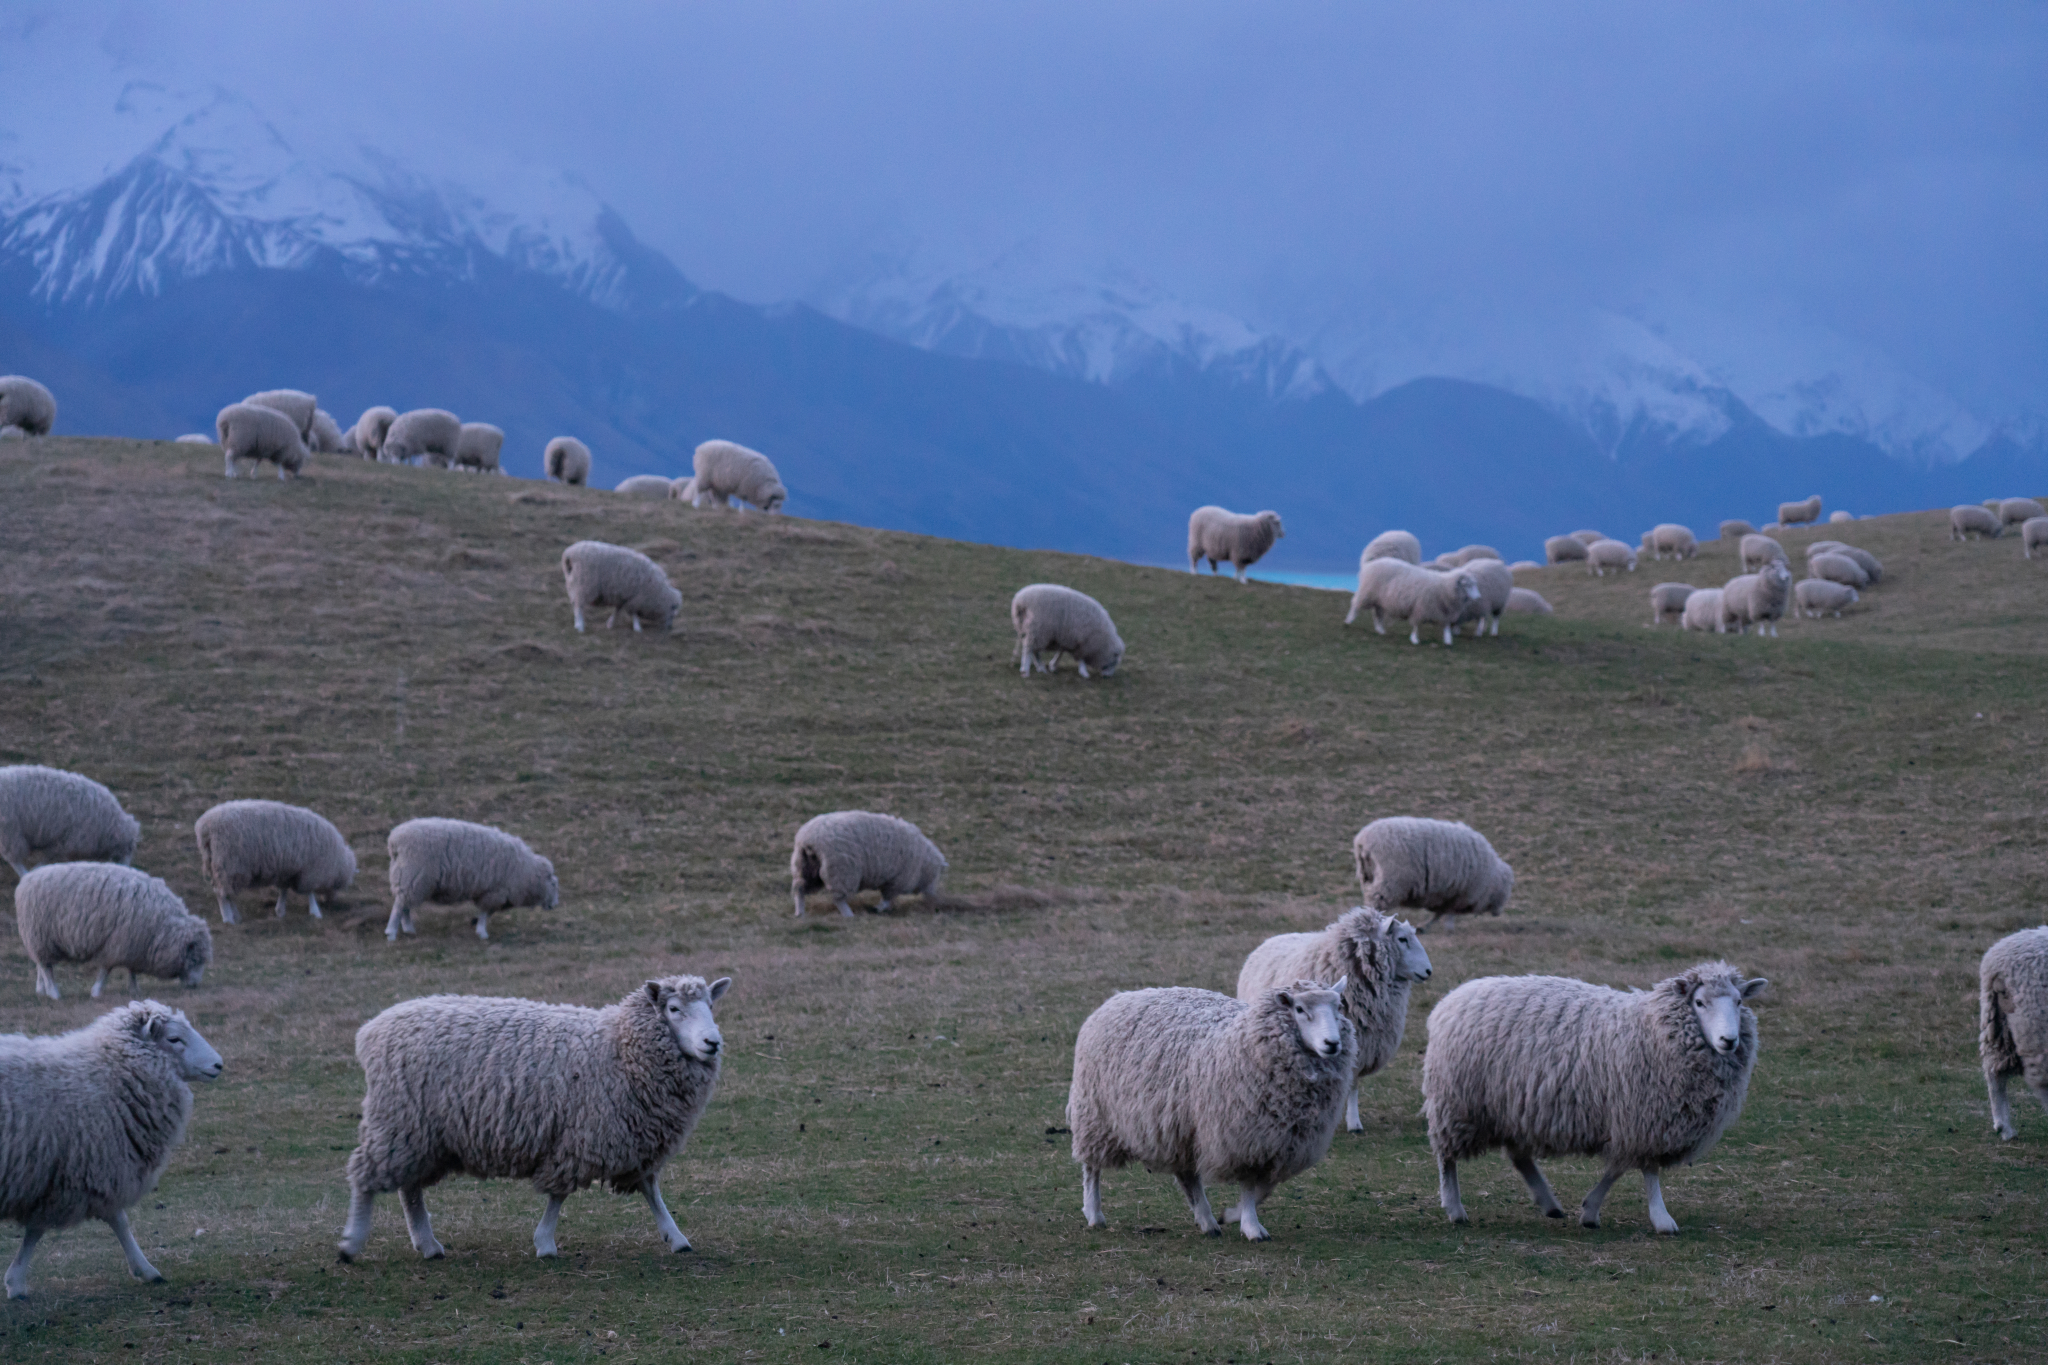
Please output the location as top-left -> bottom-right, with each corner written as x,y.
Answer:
308,409 -> 348,453
789,811 -> 947,917
1354,817 -> 1512,931
545,436 -> 591,485
1739,534 -> 1786,571
214,402 -> 306,480
1648,524 -> 1698,560
1236,907 -> 1431,1132
384,818 -> 559,942
1544,535 -> 1589,565
1354,562 -> 1482,646
1011,584 -> 1124,677
337,974 -> 730,1262
1727,561 -> 1793,637
1999,498 -> 2045,528
1793,580 -> 1859,618
381,409 -> 463,467
1,1001 -> 223,1298
1505,587 -> 1553,615
1718,519 -> 1755,542
1068,981 -> 1354,1241
1777,495 -> 1822,526
1680,588 -> 1726,633
1344,555 -> 1407,627
0,765 -> 140,877
1649,582 -> 1694,625
616,475 -> 675,500
1362,530 -> 1422,565
0,376 -> 57,436
561,540 -> 682,634
350,406 -> 398,460
2024,517 -> 2048,560
1586,539 -> 1637,575
1981,927 -> 2048,1140
691,440 -> 787,512
242,389 -> 317,441
1422,962 -> 1766,1233
1951,505 -> 2003,540
15,864 -> 212,1000
193,799 -> 357,922
454,422 -> 504,473
1453,558 -> 1513,636
1187,507 -> 1286,582
1806,552 -> 1870,590
1718,574 -> 1757,633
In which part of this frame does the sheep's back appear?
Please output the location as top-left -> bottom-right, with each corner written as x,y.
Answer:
1235,932 -> 1327,1000
388,819 -> 543,905
1069,988 -> 1236,1173
1423,976 -> 1626,1162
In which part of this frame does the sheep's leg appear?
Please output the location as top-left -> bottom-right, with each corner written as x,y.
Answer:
1371,608 -> 1387,635
275,889 -> 290,918
1344,594 -> 1362,626
1234,565 -> 1247,584
875,896 -> 894,913
1643,1169 -> 1679,1234
606,608 -> 619,629
639,1174 -> 692,1252
574,606 -> 586,632
1578,1160 -> 1630,1228
337,1190 -> 375,1260
792,885 -> 808,917
632,616 -> 642,633
1507,1147 -> 1565,1218
5,1226 -> 43,1298
306,892 -> 322,920
1441,624 -> 1454,646
91,967 -> 108,998
107,1209 -> 164,1282
1233,1182 -> 1273,1241
833,897 -> 855,918
1081,1165 -> 1105,1228
1174,1173 -> 1222,1237
33,964 -> 58,999
533,1195 -> 565,1257
223,450 -> 237,479
217,894 -> 240,925
400,1186 -> 445,1258
1077,661 -> 1091,678
1345,1083 -> 1363,1133
1438,1158 -> 1469,1224
1490,615 -> 1501,636
1409,626 -> 1421,645
474,912 -> 491,940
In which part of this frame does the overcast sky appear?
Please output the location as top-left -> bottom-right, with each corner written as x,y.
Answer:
6,1 -> 2045,420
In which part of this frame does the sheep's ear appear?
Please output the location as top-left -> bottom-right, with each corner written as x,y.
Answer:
1328,975 -> 1348,996
1741,977 -> 1769,999
1275,990 -> 1295,1010
708,977 -> 732,1002
645,981 -> 665,1007
146,1012 -> 169,1041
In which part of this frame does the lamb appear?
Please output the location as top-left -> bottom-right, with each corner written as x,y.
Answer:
15,864 -> 212,1000
0,376 -> 57,436
1544,535 -> 1589,564
1649,582 -> 1694,625
1,1000 -> 223,1298
1353,562 -> 1482,645
214,402 -> 306,480
242,389 -> 317,441
308,409 -> 348,453
789,811 -> 948,917
1724,561 -> 1793,637
351,406 -> 398,460
1012,584 -> 1124,677
1805,541 -> 1883,583
1586,539 -> 1637,575
1739,533 -> 1787,571
454,422 -> 504,473
1453,557 -> 1513,636
1718,519 -> 1755,542
193,799 -> 357,923
1680,588 -> 1725,632
1829,510 -> 1854,523
1648,524 -> 1698,560
2025,517 -> 2048,560
691,439 -> 787,512
561,540 -> 682,634
1068,980 -> 1354,1241
616,475 -> 675,500
1441,544 -> 1501,567
1422,962 -> 1766,1233
1236,907 -> 1431,1132
1778,494 -> 1822,526
1569,529 -> 1606,547
1999,497 -> 2045,527
1806,552 -> 1870,590
1951,504 -> 2003,540
0,765 -> 141,877
1793,579 -> 1859,618
1980,927 -> 2048,1140
337,974 -> 729,1262
545,436 -> 591,485
1505,587 -> 1553,614
384,818 -> 559,942
381,409 -> 463,467
1362,529 -> 1422,564
1187,506 -> 1285,582
1353,817 -> 1512,931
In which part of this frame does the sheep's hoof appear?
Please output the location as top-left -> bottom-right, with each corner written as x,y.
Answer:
1447,1211 -> 1470,1226
1579,1213 -> 1600,1229
1202,1226 -> 1221,1238
667,1235 -> 692,1253
1996,1124 -> 2017,1141
336,1246 -> 357,1264
1545,1207 -> 1566,1219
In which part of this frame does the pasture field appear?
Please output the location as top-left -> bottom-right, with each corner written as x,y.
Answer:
1,438 -> 2046,1364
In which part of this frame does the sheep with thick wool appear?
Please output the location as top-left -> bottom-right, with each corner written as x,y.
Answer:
1806,552 -> 1870,590
1718,519 -> 1755,542
1648,524 -> 1698,560
1569,529 -> 1606,547
243,389 -> 317,440
1362,529 -> 1422,564
381,409 -> 462,467
1,1000 -> 222,1298
545,436 -> 591,485
1680,588 -> 1726,632
1951,504 -> 2003,540
1829,510 -> 1855,523
1999,498 -> 2045,527
1544,535 -> 1589,565
307,409 -> 348,453
1586,539 -> 1637,575
1068,980 -> 1354,1241
691,439 -> 787,512
1012,584 -> 1123,677
1351,562 -> 1482,645
338,974 -> 730,1262
0,765 -> 140,878
1505,587 -> 1553,614
1793,579 -> 1859,618
454,422 -> 504,473
1649,582 -> 1694,625
1722,561 -> 1793,637
384,818 -> 559,942
670,476 -> 697,501
15,864 -> 212,1000
1778,494 -> 1822,526
1422,962 -> 1766,1233
1739,534 -> 1786,571
1804,541 -> 1883,583
1441,544 -> 1502,567
562,540 -> 682,634
0,376 -> 57,437
1354,817 -> 1512,931
1450,557 -> 1513,636
194,799 -> 356,923
789,811 -> 947,917
1237,907 -> 1431,1132
1187,506 -> 1285,582
350,406 -> 397,460
2024,517 -> 2048,560
1980,927 -> 2048,1140
615,475 -> 674,500
215,402 -> 306,480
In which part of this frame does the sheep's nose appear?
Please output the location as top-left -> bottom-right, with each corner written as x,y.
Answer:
703,1037 -> 722,1054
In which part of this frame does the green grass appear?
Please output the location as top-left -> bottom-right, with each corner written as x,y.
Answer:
1,438 -> 2045,1363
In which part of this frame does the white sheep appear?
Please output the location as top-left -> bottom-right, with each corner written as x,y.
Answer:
1793,579 -> 1859,618
616,475 -> 675,500
1718,519 -> 1755,542
1648,524 -> 1698,560
1362,530 -> 1422,565
545,436 -> 591,486
454,422 -> 504,473
1739,533 -> 1787,571
1806,552 -> 1870,590
1726,561 -> 1793,637
1544,535 -> 1589,565
193,799 -> 357,922
173,434 -> 213,444
2024,517 -> 2048,560
1187,507 -> 1285,582
1423,962 -> 1766,1233
1777,494 -> 1822,526
1951,504 -> 2003,540
691,439 -> 787,512
1441,544 -> 1502,567
1717,575 -> 1757,633
1999,497 -> 2045,528
1354,817 -> 1512,932
1804,541 -> 1883,583
306,409 -> 347,453
789,811 -> 948,917
1505,587 -> 1553,614
670,476 -> 697,502
1569,529 -> 1606,547
1649,582 -> 1694,625
351,406 -> 398,460
1453,558 -> 1513,635
1981,927 -> 2048,1140
1236,907 -> 1431,1131
1679,588 -> 1726,632
1344,555 -> 1407,626
242,389 -> 317,441
1509,560 -> 1542,573
1012,584 -> 1123,677
0,376 -> 57,436
381,409 -> 463,467
1353,562 -> 1482,645
214,402 -> 306,480
1586,539 -> 1637,575
15,863 -> 212,1000
1068,980 -> 1354,1241
384,818 -> 559,942
1828,509 -> 1854,523
0,765 -> 140,878
337,974 -> 729,1262
1,1001 -> 222,1298
561,540 -> 682,634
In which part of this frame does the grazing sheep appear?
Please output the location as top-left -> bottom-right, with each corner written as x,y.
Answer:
1453,558 -> 1513,636
1739,533 -> 1787,571
1441,544 -> 1501,567
1778,495 -> 1822,526
173,434 -> 213,444
1648,524 -> 1698,560
561,540 -> 682,635
2024,517 -> 2048,560
1,1000 -> 223,1298
789,811 -> 947,917
1680,588 -> 1726,633
381,409 -> 463,468
1569,530 -> 1605,547
308,409 -> 348,453
193,800 -> 356,923
1505,587 -> 1553,614
1951,504 -> 2003,540
616,475 -> 675,500
1981,927 -> 2048,1140
242,389 -> 316,440
454,422 -> 504,473
1187,507 -> 1286,582
214,402 -> 306,480
1829,510 -> 1854,523
1587,539 -> 1637,576
1718,519 -> 1755,542
15,864 -> 212,1000
1012,584 -> 1124,677
2000,498 -> 2045,528
1805,541 -> 1883,583
1544,535 -> 1589,565
691,440 -> 787,512
1807,552 -> 1870,590
1422,962 -> 1766,1233
1237,907 -> 1432,1132
337,974 -> 730,1262
1509,560 -> 1541,573
670,476 -> 697,501
1354,817 -> 1512,932
545,436 -> 591,485
1649,582 -> 1694,625
351,406 -> 397,460
1068,980 -> 1354,1241
384,818 -> 559,942
1793,579 -> 1859,618
1355,562 -> 1482,646
0,766 -> 140,878
1362,530 -> 1422,565
0,376 -> 57,436
1344,556 -> 1408,627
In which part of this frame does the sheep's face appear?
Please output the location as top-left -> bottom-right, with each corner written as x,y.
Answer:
536,862 -> 561,910
759,484 -> 787,513
1457,575 -> 1482,605
1262,512 -> 1286,540
1278,981 -> 1348,1058
1385,920 -> 1432,981
151,1010 -> 224,1080
180,931 -> 210,987
1685,975 -> 1767,1054
654,978 -> 731,1063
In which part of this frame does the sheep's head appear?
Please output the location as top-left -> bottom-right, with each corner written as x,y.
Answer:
1276,979 -> 1349,1058
179,922 -> 212,987
646,976 -> 732,1063
136,1003 -> 224,1080
1454,572 -> 1482,604
1383,916 -> 1431,981
1260,511 -> 1286,540
759,481 -> 788,513
535,858 -> 561,910
1669,964 -> 1767,1054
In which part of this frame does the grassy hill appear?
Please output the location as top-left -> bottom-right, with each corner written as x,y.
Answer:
1,438 -> 2045,1363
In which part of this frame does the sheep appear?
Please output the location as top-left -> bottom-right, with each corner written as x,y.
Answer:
384,818 -> 559,942
1068,980 -> 1354,1241
1951,504 -> 2003,540
1187,506 -> 1285,582
2025,517 -> 2048,560
0,376 -> 57,436
1362,529 -> 1422,564
545,436 -> 591,486
1441,544 -> 1501,567
1717,575 -> 1757,634
1829,510 -> 1854,524
1981,927 -> 2048,1140
1718,519 -> 1755,542
691,439 -> 787,512
1569,529 -> 1605,547
308,409 -> 348,453
1999,498 -> 2045,528
1,1000 -> 223,1298
1806,552 -> 1870,590
1236,907 -> 1431,1132
242,389 -> 317,441
1544,535 -> 1589,565
1422,962 -> 1766,1233
193,800 -> 356,923
1804,541 -> 1883,583
1505,587 -> 1553,614
1733,561 -> 1793,636
1586,539 -> 1637,575
1739,533 -> 1787,571
670,476 -> 697,502
0,765 -> 140,878
1648,524 -> 1698,560
173,434 -> 213,444
1346,558 -> 1409,628
1453,558 -> 1513,636
337,974 -> 729,1262
1011,584 -> 1124,677
351,406 -> 398,460
214,402 -> 306,480
616,475 -> 675,500
1509,560 -> 1541,573
1351,562 -> 1482,646
561,540 -> 682,634
789,811 -> 947,917
1353,816 -> 1512,933
1680,588 -> 1726,632
1778,494 -> 1822,526
14,864 -> 212,1000
454,422 -> 504,473
1649,582 -> 1694,625
381,409 -> 463,468
1793,579 -> 1859,618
